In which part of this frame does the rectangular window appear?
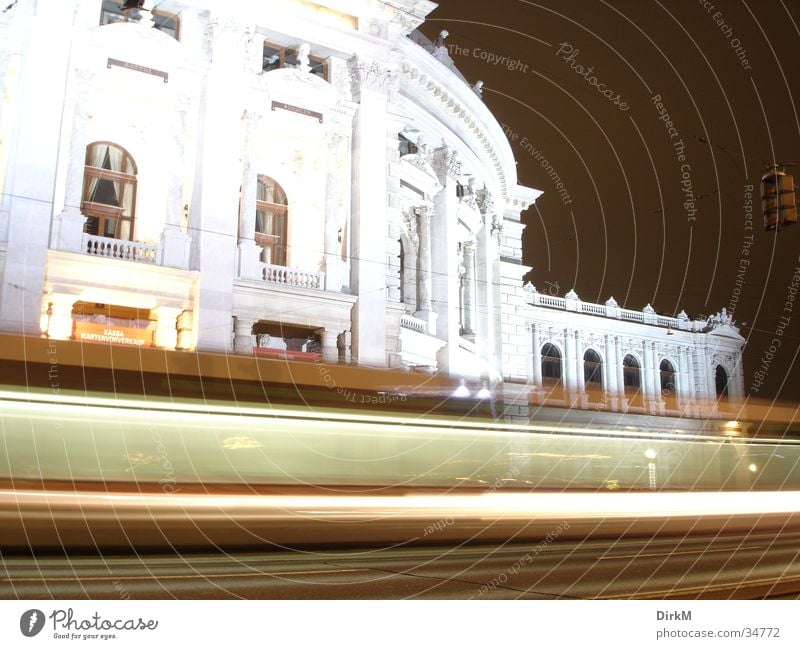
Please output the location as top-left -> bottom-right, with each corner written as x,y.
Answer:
99,1 -> 181,41
255,210 -> 287,266
398,134 -> 418,157
262,41 -> 328,81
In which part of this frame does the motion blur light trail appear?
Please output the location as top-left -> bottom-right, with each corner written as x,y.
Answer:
2,387 -> 800,492
2,386 -> 800,549
2,488 -> 799,550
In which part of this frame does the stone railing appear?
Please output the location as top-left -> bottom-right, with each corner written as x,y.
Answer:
82,234 -> 161,264
408,30 -> 470,85
260,263 -> 326,290
400,313 -> 428,334
525,285 -> 708,332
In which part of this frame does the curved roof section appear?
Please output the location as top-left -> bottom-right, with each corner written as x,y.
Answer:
399,31 -> 541,209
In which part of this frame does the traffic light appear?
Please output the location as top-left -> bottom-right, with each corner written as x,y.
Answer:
762,167 -> 797,231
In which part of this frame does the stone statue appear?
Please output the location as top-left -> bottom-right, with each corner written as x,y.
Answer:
297,43 -> 311,73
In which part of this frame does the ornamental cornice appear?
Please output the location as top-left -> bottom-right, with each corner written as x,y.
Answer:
400,62 -> 508,199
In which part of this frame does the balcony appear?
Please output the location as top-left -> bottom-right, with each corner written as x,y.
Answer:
82,234 -> 161,265
399,313 -> 428,334
259,262 -> 326,290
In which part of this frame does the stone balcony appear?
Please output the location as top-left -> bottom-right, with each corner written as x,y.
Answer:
259,262 -> 326,291
82,234 -> 161,264
51,209 -> 191,270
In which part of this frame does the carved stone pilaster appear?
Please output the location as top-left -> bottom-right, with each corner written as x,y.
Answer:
476,186 -> 495,222
322,131 -> 348,292
237,110 -> 263,280
51,66 -> 95,252
402,209 -> 419,250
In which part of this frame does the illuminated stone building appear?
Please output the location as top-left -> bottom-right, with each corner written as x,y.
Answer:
0,0 -> 744,415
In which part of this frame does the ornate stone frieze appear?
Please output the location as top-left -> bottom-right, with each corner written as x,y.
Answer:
349,59 -> 396,94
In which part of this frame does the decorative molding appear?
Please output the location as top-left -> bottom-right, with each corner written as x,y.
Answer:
400,62 -> 508,198
349,59 -> 396,94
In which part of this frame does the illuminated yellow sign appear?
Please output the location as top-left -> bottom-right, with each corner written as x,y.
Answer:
74,322 -> 154,347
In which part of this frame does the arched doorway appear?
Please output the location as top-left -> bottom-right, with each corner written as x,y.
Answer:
541,343 -> 563,399
584,349 -> 603,402
715,365 -> 730,398
623,354 -> 642,407
660,359 -> 677,409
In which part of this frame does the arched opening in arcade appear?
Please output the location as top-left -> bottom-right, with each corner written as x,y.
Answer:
541,343 -> 563,399
623,354 -> 642,408
660,359 -> 677,409
715,365 -> 730,400
583,349 -> 603,403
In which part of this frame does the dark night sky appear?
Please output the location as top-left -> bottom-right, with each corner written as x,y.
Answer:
421,0 -> 800,403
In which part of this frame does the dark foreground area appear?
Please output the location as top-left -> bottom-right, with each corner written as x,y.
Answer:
3,532 -> 799,600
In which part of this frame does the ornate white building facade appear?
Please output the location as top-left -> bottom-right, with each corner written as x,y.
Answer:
0,0 -> 744,415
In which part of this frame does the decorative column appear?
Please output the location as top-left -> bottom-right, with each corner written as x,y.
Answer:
237,110 -> 263,280
677,346 -> 690,410
161,105 -> 191,269
415,208 -> 434,320
704,346 -> 716,402
322,132 -> 347,292
461,239 -> 476,340
191,16 -> 251,352
153,306 -> 182,350
319,328 -> 339,364
350,58 -> 393,367
176,310 -> 194,351
604,333 -> 619,410
46,294 -> 76,341
564,328 -> 576,397
692,344 -> 706,403
338,330 -> 352,364
651,341 -> 663,413
575,332 -> 586,405
641,341 -> 653,412
430,145 -> 462,371
233,316 -> 255,354
732,355 -> 746,401
685,346 -> 697,413
531,324 -> 542,387
615,336 -> 626,409
51,69 -> 94,253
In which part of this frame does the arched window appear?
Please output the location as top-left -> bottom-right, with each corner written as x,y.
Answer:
715,365 -> 729,397
256,176 -> 288,266
584,349 -> 603,386
82,142 -> 137,240
660,359 -> 677,396
623,354 -> 641,394
541,343 -> 562,381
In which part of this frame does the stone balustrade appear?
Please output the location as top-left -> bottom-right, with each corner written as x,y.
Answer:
82,234 -> 161,264
525,284 -> 707,332
260,263 -> 326,290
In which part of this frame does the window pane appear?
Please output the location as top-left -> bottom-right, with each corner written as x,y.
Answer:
263,43 -> 283,71
310,57 -> 327,80
99,0 -> 124,26
102,219 -> 118,238
153,10 -> 179,40
84,216 -> 99,236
